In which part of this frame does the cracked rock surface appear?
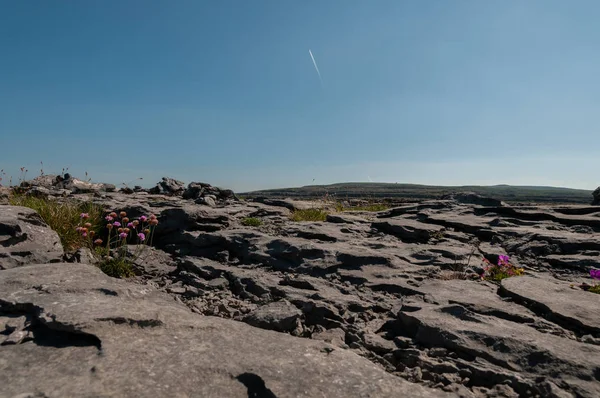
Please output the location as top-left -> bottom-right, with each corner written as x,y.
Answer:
2,191 -> 600,397
0,263 -> 444,398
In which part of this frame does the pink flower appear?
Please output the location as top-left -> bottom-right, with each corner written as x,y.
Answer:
119,232 -> 127,239
80,213 -> 89,219
105,215 -> 113,221
127,222 -> 134,228
498,255 -> 510,265
140,216 -> 147,222
75,227 -> 82,232
590,269 -> 600,280
113,221 -> 121,227
138,233 -> 145,242
82,232 -> 87,237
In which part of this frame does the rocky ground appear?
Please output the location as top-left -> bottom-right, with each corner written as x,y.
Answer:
1,177 -> 600,397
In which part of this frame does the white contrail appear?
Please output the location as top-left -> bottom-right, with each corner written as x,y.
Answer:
308,49 -> 322,84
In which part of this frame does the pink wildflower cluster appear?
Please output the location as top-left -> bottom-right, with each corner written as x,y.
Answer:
75,212 -> 96,241
481,255 -> 524,281
104,211 -> 158,244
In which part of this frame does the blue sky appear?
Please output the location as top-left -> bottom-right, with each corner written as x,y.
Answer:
1,1 -> 599,191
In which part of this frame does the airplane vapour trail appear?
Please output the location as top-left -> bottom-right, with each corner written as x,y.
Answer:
308,49 -> 322,83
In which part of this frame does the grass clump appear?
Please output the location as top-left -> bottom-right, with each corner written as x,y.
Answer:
9,194 -> 103,251
290,208 -> 328,222
345,203 -> 389,212
332,201 -> 389,213
241,217 -> 262,227
98,258 -> 135,278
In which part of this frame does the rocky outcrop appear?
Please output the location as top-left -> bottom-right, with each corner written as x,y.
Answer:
0,206 -> 63,269
0,263 -> 445,398
148,176 -> 186,195
19,174 -> 116,194
3,187 -> 600,397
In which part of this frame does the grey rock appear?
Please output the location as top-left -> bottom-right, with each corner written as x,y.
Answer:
0,187 -> 10,205
362,333 -> 397,354
371,218 -> 444,243
243,300 -> 303,332
0,263 -> 446,398
0,206 -> 63,269
200,196 -> 217,207
149,177 -> 185,196
27,186 -> 51,198
312,328 -> 346,347
66,247 -> 97,264
500,275 -> 600,335
182,182 -> 212,200
441,192 -> 505,207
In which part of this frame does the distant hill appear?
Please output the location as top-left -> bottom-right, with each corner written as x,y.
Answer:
241,182 -> 594,204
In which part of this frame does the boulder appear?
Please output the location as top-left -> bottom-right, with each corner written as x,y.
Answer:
182,182 -> 212,200
0,206 -> 63,269
243,300 -> 303,332
148,177 -> 185,196
0,263 -> 445,398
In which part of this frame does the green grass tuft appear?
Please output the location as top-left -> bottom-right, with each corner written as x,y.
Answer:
241,217 -> 263,227
290,208 -> 328,222
98,258 -> 135,278
344,204 -> 389,212
9,194 -> 103,252
588,285 -> 600,294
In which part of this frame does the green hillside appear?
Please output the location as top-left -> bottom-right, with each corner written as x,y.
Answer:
242,182 -> 594,204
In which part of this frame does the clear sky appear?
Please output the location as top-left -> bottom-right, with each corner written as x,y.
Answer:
1,1 -> 599,192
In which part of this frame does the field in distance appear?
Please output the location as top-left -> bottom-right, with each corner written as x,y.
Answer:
241,182 -> 594,204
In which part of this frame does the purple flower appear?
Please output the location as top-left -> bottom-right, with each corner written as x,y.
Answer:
590,269 -> 600,280
119,232 -> 127,239
80,213 -> 89,219
113,221 -> 121,227
82,232 -> 87,237
127,222 -> 134,228
138,233 -> 145,242
105,215 -> 113,221
498,255 -> 510,265
140,216 -> 147,222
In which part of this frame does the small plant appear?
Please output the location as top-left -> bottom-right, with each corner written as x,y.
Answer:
76,210 -> 160,278
10,194 -> 103,251
290,208 -> 328,222
18,167 -> 28,186
481,255 -> 524,282
439,242 -> 478,280
578,269 -> 600,294
241,217 -> 262,227
430,230 -> 445,240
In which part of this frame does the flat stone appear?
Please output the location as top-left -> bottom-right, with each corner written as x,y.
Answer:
0,263 -> 446,398
0,206 -> 64,269
501,275 -> 600,335
242,300 -> 303,333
